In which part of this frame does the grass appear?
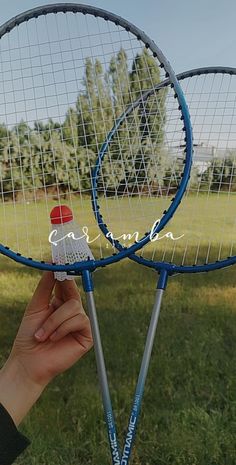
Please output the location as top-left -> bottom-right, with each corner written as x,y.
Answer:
1,192 -> 236,265
0,259 -> 236,465
0,195 -> 236,464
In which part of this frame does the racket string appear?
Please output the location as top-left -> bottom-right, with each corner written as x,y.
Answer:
0,9 -> 188,264
142,72 -> 236,267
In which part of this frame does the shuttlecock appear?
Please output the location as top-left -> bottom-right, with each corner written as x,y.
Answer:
49,205 -> 94,281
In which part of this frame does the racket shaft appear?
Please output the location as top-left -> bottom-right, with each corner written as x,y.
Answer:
86,291 -> 120,465
121,288 -> 164,465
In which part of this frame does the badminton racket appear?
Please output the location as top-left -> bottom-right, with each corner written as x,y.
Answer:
0,4 -> 193,464
95,66 -> 236,463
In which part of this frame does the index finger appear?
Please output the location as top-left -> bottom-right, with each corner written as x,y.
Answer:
27,271 -> 55,313
55,278 -> 82,303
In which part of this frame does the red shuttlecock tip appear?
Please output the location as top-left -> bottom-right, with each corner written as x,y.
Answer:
50,205 -> 73,225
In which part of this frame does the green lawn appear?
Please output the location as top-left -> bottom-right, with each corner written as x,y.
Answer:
0,259 -> 235,465
1,193 -> 236,266
0,195 -> 236,465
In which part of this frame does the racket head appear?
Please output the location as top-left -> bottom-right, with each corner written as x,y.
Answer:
92,82 -> 192,254
0,3 -> 192,272
127,67 -> 236,274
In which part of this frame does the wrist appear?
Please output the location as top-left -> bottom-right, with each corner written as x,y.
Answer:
0,356 -> 46,426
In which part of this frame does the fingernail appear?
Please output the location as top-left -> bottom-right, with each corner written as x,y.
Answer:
35,328 -> 45,340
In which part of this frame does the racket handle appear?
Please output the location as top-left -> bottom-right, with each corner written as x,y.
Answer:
121,270 -> 168,465
83,271 -> 120,465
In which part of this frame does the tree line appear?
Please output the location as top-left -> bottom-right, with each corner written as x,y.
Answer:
0,47 -> 235,200
0,48 -> 171,200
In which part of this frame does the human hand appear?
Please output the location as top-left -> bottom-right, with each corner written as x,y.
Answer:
0,272 -> 93,425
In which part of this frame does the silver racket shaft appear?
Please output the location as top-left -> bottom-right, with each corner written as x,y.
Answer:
86,290 -> 121,465
120,284 -> 165,465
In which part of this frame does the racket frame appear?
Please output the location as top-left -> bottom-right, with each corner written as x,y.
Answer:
97,66 -> 236,275
0,3 -> 192,273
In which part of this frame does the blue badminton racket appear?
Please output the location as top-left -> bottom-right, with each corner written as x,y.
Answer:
0,4 -> 192,464
94,66 -> 236,464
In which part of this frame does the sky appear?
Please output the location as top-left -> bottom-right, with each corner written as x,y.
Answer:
1,0 -> 236,73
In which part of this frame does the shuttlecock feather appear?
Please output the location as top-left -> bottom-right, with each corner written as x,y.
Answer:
50,205 -> 94,281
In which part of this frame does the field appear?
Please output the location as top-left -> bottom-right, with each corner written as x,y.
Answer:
1,192 -> 236,265
0,195 -> 236,465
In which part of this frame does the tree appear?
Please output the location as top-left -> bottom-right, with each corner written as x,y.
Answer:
62,107 -> 79,151
0,47 -> 168,200
202,154 -> 236,192
1,122 -> 38,199
130,48 -> 167,142
0,124 -> 10,177
108,48 -> 130,116
76,58 -> 113,151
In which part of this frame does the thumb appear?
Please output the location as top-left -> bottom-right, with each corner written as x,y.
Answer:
26,272 -> 55,314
